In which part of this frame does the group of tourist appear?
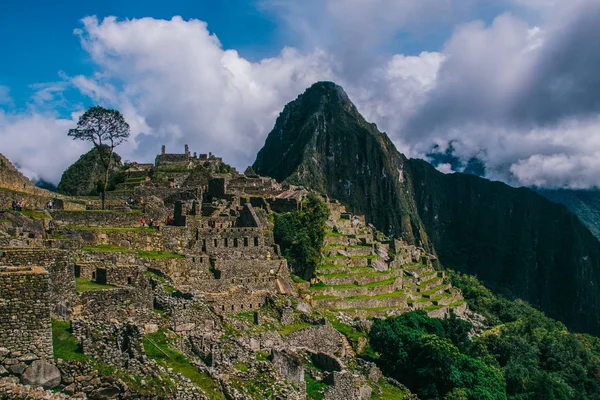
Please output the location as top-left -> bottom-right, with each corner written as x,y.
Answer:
139,217 -> 155,228
46,200 -> 54,209
126,196 -> 144,206
11,200 -> 24,211
139,216 -> 174,228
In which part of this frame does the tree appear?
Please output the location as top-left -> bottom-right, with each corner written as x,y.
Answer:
68,106 -> 130,209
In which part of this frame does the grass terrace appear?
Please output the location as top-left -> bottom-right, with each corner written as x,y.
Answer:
319,270 -> 389,279
277,322 -> 311,336
75,277 -> 116,292
138,250 -> 184,259
344,290 -> 405,301
143,329 -> 225,400
311,277 -> 397,290
82,244 -> 133,253
19,210 -> 48,219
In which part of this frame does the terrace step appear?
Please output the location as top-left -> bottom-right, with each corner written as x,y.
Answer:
312,292 -> 408,310
318,270 -> 397,286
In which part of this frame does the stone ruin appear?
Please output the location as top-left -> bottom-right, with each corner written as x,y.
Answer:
0,146 -> 465,399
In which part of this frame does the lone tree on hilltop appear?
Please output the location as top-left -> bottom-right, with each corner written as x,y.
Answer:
68,106 -> 130,209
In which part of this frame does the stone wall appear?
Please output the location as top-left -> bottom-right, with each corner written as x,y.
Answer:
205,287 -> 268,315
0,248 -> 76,317
0,266 -> 53,367
78,286 -> 152,324
50,210 -> 141,228
62,228 -> 165,252
285,324 -> 348,357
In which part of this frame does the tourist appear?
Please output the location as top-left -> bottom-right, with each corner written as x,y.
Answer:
167,216 -> 172,225
48,220 -> 54,235
149,218 -> 154,228
140,217 -> 145,228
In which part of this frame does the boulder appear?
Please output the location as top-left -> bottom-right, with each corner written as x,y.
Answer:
20,360 -> 61,389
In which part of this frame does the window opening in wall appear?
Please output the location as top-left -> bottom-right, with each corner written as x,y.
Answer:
222,305 -> 225,311
192,257 -> 196,263
214,238 -> 218,247
234,238 -> 238,248
231,305 -> 235,311
254,237 -> 259,246
127,277 -> 132,285
250,304 -> 253,309
241,304 -> 244,310
224,238 -> 228,247
244,237 -> 248,247
92,271 -> 96,280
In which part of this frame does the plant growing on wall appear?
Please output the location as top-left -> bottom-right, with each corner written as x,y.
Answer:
68,106 -> 130,209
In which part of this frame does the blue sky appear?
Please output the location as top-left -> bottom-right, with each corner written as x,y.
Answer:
0,0 -> 284,111
1,0 -> 600,189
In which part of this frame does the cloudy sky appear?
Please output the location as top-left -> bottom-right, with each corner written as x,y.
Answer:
1,0 -> 599,189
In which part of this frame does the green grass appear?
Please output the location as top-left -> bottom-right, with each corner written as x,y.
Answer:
347,244 -> 372,249
143,330 -> 225,400
325,231 -> 344,237
143,271 -> 177,294
0,219 -> 12,224
319,270 -> 387,279
351,255 -> 380,259
449,300 -> 466,308
344,290 -> 405,301
305,371 -> 328,400
75,278 -> 115,292
312,295 -> 340,301
138,250 -> 184,259
312,277 -> 397,290
424,304 -> 443,312
370,378 -> 409,400
290,274 -> 309,284
234,362 -> 250,372
317,263 -> 344,270
82,244 -> 133,253
277,322 -> 311,336
256,351 -> 270,361
52,319 -> 89,362
19,210 -> 48,219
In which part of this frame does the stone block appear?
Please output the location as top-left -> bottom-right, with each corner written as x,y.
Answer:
20,360 -> 61,389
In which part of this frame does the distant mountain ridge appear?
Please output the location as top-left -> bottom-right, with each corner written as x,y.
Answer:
537,188 -> 600,239
253,81 -> 600,335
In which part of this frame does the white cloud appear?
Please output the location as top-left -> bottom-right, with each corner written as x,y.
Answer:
70,16 -> 336,170
3,0 -> 600,189
0,109 -> 89,183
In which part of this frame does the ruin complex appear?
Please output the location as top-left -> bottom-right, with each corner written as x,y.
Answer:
0,145 -> 468,399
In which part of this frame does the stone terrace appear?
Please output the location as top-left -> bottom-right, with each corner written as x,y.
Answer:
307,201 -> 466,318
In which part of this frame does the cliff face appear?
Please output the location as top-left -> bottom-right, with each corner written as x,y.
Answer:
254,81 -> 600,335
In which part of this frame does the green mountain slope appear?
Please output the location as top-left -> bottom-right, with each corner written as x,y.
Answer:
57,146 -> 123,196
253,81 -> 600,335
